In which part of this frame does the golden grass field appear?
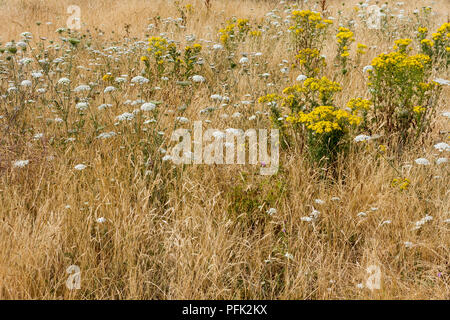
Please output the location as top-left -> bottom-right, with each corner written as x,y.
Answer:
0,0 -> 449,299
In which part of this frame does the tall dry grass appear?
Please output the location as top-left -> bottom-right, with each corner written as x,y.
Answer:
0,0 -> 449,299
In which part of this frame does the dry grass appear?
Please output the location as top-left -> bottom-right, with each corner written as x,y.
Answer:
0,0 -> 449,299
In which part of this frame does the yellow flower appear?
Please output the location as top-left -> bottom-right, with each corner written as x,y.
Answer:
347,98 -> 372,113
413,105 -> 426,114
289,105 -> 361,134
420,39 -> 433,47
357,43 -> 367,54
432,32 -> 442,41
418,27 -> 428,34
102,74 -> 113,82
392,177 -> 410,190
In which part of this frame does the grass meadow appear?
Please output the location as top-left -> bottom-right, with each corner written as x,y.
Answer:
0,0 -> 449,299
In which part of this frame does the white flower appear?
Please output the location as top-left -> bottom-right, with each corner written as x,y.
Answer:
20,32 -> 32,39
239,57 -> 249,64
192,75 -> 205,83
267,208 -> 277,215
210,94 -> 223,101
75,102 -> 89,111
354,134 -> 371,142
413,215 -> 433,230
363,65 -> 373,73
380,220 -> 391,225
96,132 -> 116,139
73,84 -> 90,92
116,112 -> 135,121
442,111 -> 450,119
415,158 -> 430,165
357,212 -> 367,217
162,155 -> 172,161
176,116 -> 189,123
314,199 -> 325,205
21,80 -> 32,87
19,58 -> 33,65
284,253 -> 294,260
98,103 -> 112,110
131,75 -> 149,84
33,133 -> 43,140
213,44 -> 223,50
433,78 -> 450,86
310,209 -> 320,219
31,72 -> 43,78
57,77 -> 70,85
13,160 -> 29,168
96,217 -> 106,223
74,164 -> 86,170
436,158 -> 448,165
301,216 -> 313,222
356,283 -> 364,289
104,86 -> 116,93
296,74 -> 307,81
140,102 -> 156,111
434,142 -> 450,152
404,241 -> 413,248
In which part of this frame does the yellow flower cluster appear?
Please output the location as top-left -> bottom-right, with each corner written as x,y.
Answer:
295,48 -> 325,76
219,23 -> 235,44
371,51 -> 430,71
218,18 -> 253,46
347,98 -> 371,113
237,19 -> 250,32
413,105 -> 426,114
102,74 -> 113,82
336,27 -> 354,44
421,39 -> 433,47
147,36 -> 172,64
418,27 -> 428,34
296,48 -> 320,65
391,178 -> 410,191
287,105 -> 361,134
258,93 -> 281,104
335,27 -> 354,69
357,43 -> 367,55
289,10 -> 332,49
282,76 -> 342,106
393,38 -> 412,52
432,22 -> 450,41
185,43 -> 202,53
290,10 -> 332,28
